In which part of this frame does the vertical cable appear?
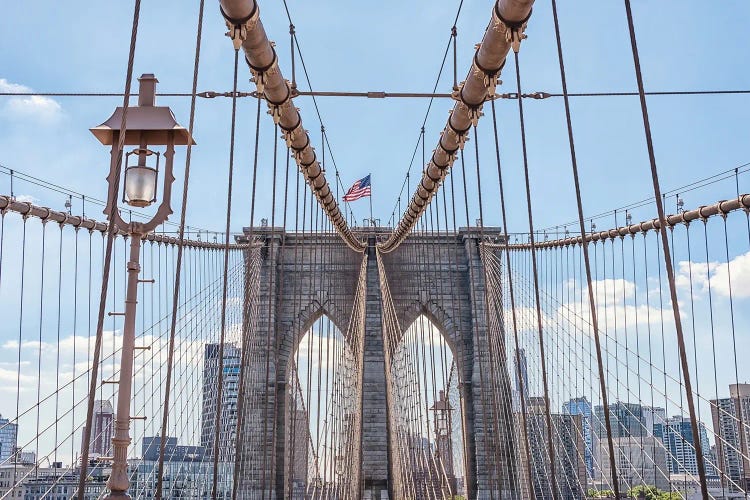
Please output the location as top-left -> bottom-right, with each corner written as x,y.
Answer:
622,2 -> 708,495
154,2 -> 205,496
548,1 -> 621,495
512,49 -> 559,500
34,221 -> 47,480
212,46 -> 240,498
14,218 -> 27,487
233,93 -> 263,500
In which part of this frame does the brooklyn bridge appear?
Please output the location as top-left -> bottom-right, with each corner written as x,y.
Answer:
0,0 -> 749,498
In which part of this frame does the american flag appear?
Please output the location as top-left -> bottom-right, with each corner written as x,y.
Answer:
342,174 -> 371,202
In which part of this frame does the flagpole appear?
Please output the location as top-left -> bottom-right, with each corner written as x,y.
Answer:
369,174 -> 374,227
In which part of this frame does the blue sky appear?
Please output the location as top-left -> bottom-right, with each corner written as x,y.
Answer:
1,0 -> 750,473
1,1 -> 749,234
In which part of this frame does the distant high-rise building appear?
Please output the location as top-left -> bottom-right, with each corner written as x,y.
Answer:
80,400 -> 114,459
430,390 -> 457,494
0,415 -> 18,464
514,348 -> 529,399
592,401 -> 669,488
593,402 -> 663,440
596,435 -> 670,492
711,383 -> 750,492
642,406 -> 666,436
655,415 -> 712,477
288,398 -> 309,491
563,397 -> 594,478
201,343 -> 241,462
523,397 -> 587,499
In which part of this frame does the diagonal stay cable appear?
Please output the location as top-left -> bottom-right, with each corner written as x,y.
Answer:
622,1 -> 709,496
488,95 -> 536,498
388,0 -> 466,223
512,47 -> 560,500
548,1 -> 621,496
76,2 -> 142,498
281,0 -> 360,225
154,0 -> 205,497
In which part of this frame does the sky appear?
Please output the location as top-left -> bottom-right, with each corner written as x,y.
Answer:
1,1 -> 749,234
1,0 -> 750,477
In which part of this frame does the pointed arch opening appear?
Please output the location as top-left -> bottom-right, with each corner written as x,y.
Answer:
285,313 -> 358,498
389,313 -> 468,497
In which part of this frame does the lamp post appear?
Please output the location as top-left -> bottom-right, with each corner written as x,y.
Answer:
429,390 -> 456,495
90,73 -> 194,499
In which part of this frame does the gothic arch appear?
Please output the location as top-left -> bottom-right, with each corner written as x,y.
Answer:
276,296 -> 352,381
399,299 -> 464,377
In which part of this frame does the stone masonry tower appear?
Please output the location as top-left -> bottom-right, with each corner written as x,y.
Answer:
236,226 -> 518,499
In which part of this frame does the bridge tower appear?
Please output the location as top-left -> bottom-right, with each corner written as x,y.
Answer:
236,226 -> 517,499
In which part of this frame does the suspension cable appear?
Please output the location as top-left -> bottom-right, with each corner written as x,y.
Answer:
488,96 -> 535,497
622,2 -> 709,495
154,1 -> 205,496
77,2 -> 142,497
512,48 -> 560,500
548,1 -> 621,496
212,46 -> 241,498
380,0 -> 534,252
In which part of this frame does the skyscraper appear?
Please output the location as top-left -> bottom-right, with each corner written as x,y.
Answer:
642,406 -> 666,437
201,343 -> 241,461
711,383 -> 750,492
0,415 -> 18,464
655,415 -> 712,476
81,400 -> 113,458
514,348 -> 529,399
593,402 -> 664,439
430,390 -> 456,494
524,397 -> 587,499
592,401 -> 669,491
596,435 -> 670,492
288,401 -> 309,493
563,397 -> 593,478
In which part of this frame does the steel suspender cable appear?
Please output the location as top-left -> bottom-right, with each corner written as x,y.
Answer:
220,0 -> 362,252
381,0 -> 535,252
469,123 -> 509,493
265,123 -> 282,497
234,94 -> 263,499
548,1 -> 621,497
622,2 -> 709,496
512,49 -> 560,500
154,1 -> 205,496
488,97 -> 535,498
213,46 -> 241,498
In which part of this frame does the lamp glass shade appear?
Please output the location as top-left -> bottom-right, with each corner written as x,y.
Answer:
124,165 -> 157,207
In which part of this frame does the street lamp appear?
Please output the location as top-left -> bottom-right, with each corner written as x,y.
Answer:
429,390 -> 457,494
90,73 -> 194,499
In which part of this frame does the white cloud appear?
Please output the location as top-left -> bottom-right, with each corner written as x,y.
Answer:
586,278 -> 637,303
510,273 -> 673,339
711,251 -> 750,298
675,250 -> 750,299
0,79 -> 29,93
0,78 -> 62,123
13,194 -> 39,204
